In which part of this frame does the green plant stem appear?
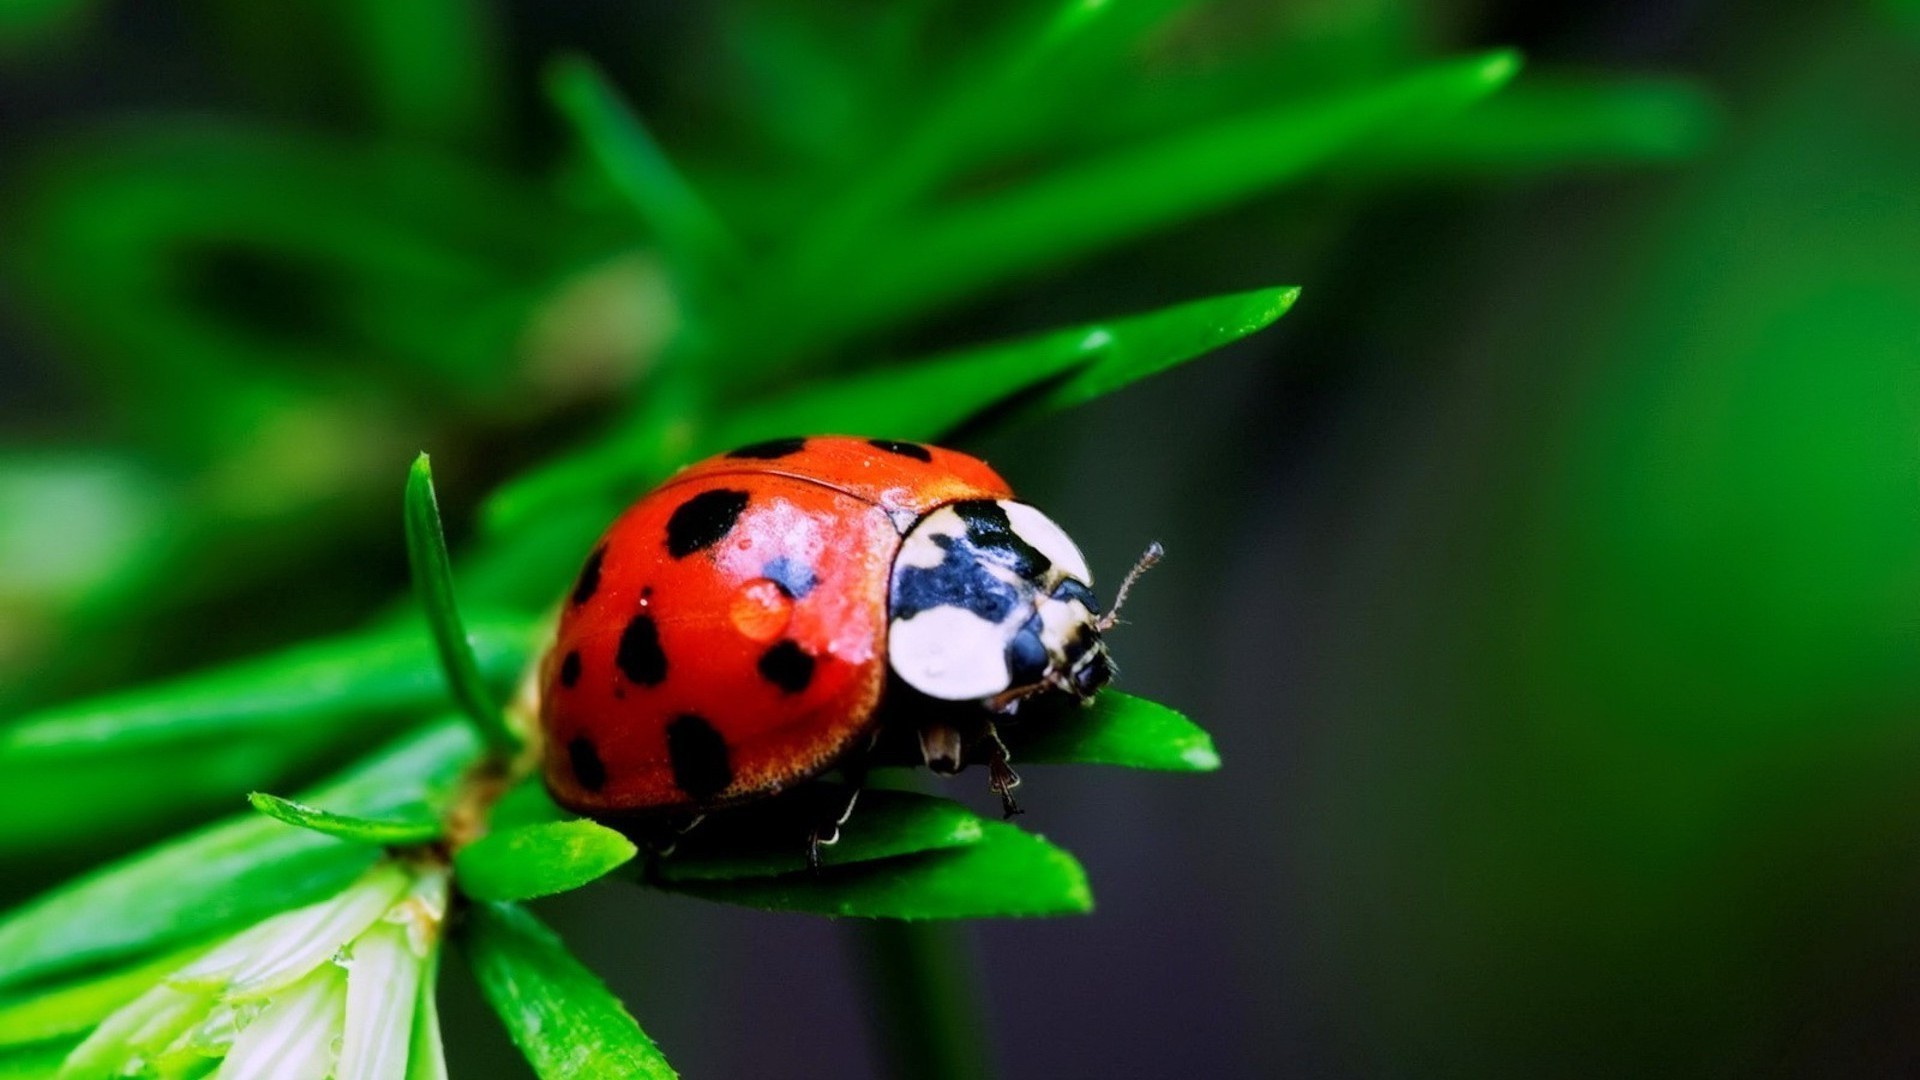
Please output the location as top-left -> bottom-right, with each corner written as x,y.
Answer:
852,922 -> 995,1080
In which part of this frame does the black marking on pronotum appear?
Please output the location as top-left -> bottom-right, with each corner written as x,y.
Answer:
572,546 -> 606,606
559,650 -> 582,688
1005,613 -> 1049,687
726,437 -> 807,460
869,438 -> 932,462
950,500 -> 1051,579
667,713 -> 732,801
757,640 -> 816,694
890,530 -> 1021,623
569,736 -> 607,791
666,489 -> 749,558
616,613 -> 668,686
762,556 -> 817,599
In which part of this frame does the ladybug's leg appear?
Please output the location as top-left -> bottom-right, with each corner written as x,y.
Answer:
807,758 -> 871,871
918,719 -> 967,775
982,722 -> 1023,819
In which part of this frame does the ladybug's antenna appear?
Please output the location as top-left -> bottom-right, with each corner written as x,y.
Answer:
1096,541 -> 1164,632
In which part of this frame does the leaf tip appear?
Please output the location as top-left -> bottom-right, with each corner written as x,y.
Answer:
1476,48 -> 1525,90
1179,738 -> 1223,772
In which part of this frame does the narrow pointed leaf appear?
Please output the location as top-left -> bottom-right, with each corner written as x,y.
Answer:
464,903 -> 677,1080
405,454 -> 517,755
0,722 -> 477,991
0,944 -> 203,1048
662,821 -> 1091,919
454,821 -> 638,902
247,793 -> 444,847
405,949 -> 448,1080
759,50 -> 1518,355
490,287 -> 1296,532
1004,692 -> 1220,771
0,619 -> 535,856
547,54 -> 737,274
653,789 -> 986,882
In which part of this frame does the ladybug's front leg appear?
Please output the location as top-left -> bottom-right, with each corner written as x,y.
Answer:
983,722 -> 1023,819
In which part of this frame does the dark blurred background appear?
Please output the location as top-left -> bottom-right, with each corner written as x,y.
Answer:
5,0 -> 1919,1076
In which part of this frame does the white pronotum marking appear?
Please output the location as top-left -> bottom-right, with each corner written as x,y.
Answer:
889,606 -> 1015,700
1000,501 -> 1093,584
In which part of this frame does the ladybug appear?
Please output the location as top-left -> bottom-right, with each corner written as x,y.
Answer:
538,435 -> 1158,850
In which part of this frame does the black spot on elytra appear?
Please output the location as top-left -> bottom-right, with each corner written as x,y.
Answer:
757,640 -> 816,694
761,556 -> 817,599
666,489 -> 749,558
616,613 -> 667,686
571,546 -> 606,606
869,438 -> 932,462
727,437 -> 807,460
559,650 -> 582,688
951,500 -> 1051,579
667,713 -> 732,801
569,736 -> 607,791
1005,614 -> 1049,687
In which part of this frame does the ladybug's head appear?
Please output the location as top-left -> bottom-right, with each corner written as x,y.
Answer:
887,499 -> 1159,709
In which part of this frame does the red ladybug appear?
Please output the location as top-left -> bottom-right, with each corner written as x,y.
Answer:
538,436 -> 1157,841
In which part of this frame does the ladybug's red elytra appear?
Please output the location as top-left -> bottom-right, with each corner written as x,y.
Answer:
537,436 -> 1158,844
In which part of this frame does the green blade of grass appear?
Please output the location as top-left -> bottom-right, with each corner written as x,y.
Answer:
652,789 -> 986,882
0,943 -> 204,1049
661,820 -> 1091,919
246,792 -> 444,847
453,821 -> 638,902
750,50 -> 1518,362
0,721 -> 477,991
0,1041 -> 70,1080
1339,74 -> 1718,176
341,0 -> 500,153
463,902 -> 677,1080
546,54 -> 739,277
405,454 -> 517,755
1004,691 -> 1220,771
406,948 -> 449,1080
485,286 -> 1296,538
0,619 -> 536,856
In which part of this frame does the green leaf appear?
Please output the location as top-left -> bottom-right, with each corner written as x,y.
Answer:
653,789 -> 986,882
0,1041 -> 70,1080
246,792 -> 444,847
454,821 -> 638,902
1339,74 -> 1718,176
487,286 -> 1297,536
663,820 -> 1091,919
406,947 -> 449,1080
0,944 -> 203,1049
340,0 -> 500,153
463,902 -> 677,1080
1005,691 -> 1221,772
752,50 -> 1518,359
0,721 -> 477,991
546,54 -> 738,277
405,454 -> 518,755
0,619 -> 535,856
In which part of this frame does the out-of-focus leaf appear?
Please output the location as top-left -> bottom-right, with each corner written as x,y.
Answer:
1340,74 -> 1718,176
0,619 -> 534,856
663,820 -> 1091,919
0,620 -> 533,755
11,128 -> 574,415
653,788 -> 986,882
246,793 -> 443,847
463,902 -> 677,1079
454,821 -> 638,902
0,1042 -> 69,1080
750,50 -> 1516,360
341,0 -> 499,153
1004,691 -> 1220,771
547,54 -> 738,278
405,455 -> 516,754
0,722 -> 477,991
485,777 -> 573,832
486,287 -> 1296,538
0,944 -> 202,1048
